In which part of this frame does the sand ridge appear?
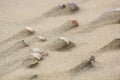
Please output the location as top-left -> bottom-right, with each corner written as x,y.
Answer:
0,0 -> 120,80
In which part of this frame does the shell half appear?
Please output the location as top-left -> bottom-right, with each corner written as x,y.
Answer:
25,27 -> 35,34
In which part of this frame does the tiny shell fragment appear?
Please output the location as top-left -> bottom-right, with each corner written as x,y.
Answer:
37,36 -> 46,41
31,52 -> 42,60
59,37 -> 70,45
25,27 -> 35,34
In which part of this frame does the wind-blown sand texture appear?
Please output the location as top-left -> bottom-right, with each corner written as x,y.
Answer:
0,0 -> 120,80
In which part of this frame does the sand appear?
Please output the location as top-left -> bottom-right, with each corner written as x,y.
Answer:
0,0 -> 120,80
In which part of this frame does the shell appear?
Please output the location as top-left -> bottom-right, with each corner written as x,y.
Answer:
67,3 -> 79,11
32,48 -> 45,53
32,48 -> 48,57
31,52 -> 42,60
37,36 -> 46,41
22,56 -> 38,68
71,20 -> 79,27
59,37 -> 70,45
25,27 -> 35,34
58,4 -> 66,8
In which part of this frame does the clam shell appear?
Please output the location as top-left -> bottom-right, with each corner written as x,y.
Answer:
31,52 -> 42,60
32,48 -> 45,53
59,37 -> 70,45
37,36 -> 46,41
25,27 -> 35,34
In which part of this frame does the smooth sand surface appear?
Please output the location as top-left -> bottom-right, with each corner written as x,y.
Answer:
0,0 -> 120,80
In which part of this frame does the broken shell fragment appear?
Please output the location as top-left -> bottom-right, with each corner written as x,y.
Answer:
71,20 -> 79,27
22,56 -> 38,68
37,36 -> 46,41
32,48 -> 45,53
25,27 -> 35,34
32,48 -> 48,59
59,37 -> 70,45
41,52 -> 48,57
31,52 -> 42,60
67,3 -> 79,11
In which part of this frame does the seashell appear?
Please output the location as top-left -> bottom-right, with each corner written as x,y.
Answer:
71,20 -> 79,27
32,48 -> 48,57
37,36 -> 46,41
22,56 -> 38,68
59,37 -> 70,45
32,48 -> 45,53
31,52 -> 42,60
67,3 -> 79,11
25,27 -> 35,34
58,4 -> 66,8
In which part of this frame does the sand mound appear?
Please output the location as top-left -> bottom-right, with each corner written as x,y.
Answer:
43,37 -> 75,51
96,37 -> 120,53
50,20 -> 79,35
0,40 -> 29,60
79,9 -> 120,33
0,27 -> 35,51
68,56 -> 95,75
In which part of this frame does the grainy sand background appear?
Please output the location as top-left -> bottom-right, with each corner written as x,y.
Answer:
0,0 -> 120,80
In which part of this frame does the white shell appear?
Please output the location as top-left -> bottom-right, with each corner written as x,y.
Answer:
32,48 -> 45,53
25,27 -> 35,33
38,36 -> 46,41
59,37 -> 70,45
31,52 -> 42,60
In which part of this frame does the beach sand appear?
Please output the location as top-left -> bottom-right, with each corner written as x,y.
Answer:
0,0 -> 120,80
